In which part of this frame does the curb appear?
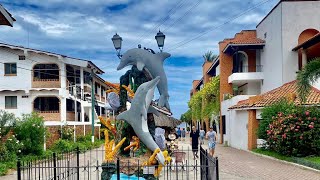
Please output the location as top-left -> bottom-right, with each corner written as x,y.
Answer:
250,151 -> 320,174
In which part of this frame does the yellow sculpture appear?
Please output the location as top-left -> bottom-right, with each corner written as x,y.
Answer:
104,129 -> 126,161
124,136 -> 140,152
99,117 -> 116,135
142,148 -> 171,177
105,81 -> 135,99
154,150 -> 171,177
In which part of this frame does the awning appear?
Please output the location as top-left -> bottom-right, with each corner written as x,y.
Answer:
292,33 -> 320,51
223,43 -> 265,55
153,113 -> 181,127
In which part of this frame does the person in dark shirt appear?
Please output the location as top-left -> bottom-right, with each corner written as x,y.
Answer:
190,126 -> 200,159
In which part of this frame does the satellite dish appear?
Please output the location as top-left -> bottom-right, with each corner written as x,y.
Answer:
107,92 -> 120,110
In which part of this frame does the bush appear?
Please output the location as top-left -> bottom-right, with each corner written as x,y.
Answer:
51,139 -> 73,153
14,113 -> 46,155
0,110 -> 16,140
266,108 -> 320,156
60,125 -> 74,141
258,99 -> 296,139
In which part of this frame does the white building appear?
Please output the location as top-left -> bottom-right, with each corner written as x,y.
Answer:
0,43 -> 113,145
218,0 -> 320,150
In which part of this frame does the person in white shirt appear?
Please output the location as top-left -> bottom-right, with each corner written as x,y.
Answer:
206,126 -> 217,156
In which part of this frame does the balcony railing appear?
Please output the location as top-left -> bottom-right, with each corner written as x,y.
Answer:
232,65 -> 263,73
32,78 -> 61,88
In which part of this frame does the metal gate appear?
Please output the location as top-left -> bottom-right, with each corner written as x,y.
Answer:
17,146 -> 219,180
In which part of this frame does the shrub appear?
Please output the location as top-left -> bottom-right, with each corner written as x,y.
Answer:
266,108 -> 320,156
14,113 -> 46,155
0,110 -> 16,141
51,139 -> 73,153
258,99 -> 296,139
60,125 -> 74,141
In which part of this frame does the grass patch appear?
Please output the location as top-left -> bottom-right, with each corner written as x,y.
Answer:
253,148 -> 320,170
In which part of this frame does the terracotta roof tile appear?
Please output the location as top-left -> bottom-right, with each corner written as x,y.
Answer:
230,81 -> 320,109
229,38 -> 265,45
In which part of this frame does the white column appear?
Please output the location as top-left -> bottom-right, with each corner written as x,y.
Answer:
60,62 -> 67,123
80,67 -> 84,122
74,98 -> 78,121
302,49 -> 307,67
80,67 -> 84,100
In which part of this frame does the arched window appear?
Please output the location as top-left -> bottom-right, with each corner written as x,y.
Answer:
34,97 -> 60,112
33,64 -> 59,80
232,51 -> 248,73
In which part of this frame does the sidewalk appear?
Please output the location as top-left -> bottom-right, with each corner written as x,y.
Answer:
194,138 -> 320,180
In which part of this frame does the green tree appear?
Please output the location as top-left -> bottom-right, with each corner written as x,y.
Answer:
203,51 -> 217,62
0,110 -> 16,139
180,109 -> 192,124
297,57 -> 320,102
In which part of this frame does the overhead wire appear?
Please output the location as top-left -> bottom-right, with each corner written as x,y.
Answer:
167,0 -> 273,52
127,0 -> 187,49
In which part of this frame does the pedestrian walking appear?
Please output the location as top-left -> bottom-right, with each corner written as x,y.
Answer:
199,128 -> 205,145
190,126 -> 200,159
206,126 -> 217,156
181,128 -> 186,141
177,128 -> 181,141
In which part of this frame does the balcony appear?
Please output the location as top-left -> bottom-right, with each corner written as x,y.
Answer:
38,111 -> 60,121
228,65 -> 263,84
32,78 -> 61,88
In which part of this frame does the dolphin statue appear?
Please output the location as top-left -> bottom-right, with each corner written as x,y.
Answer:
116,76 -> 165,165
117,48 -> 171,110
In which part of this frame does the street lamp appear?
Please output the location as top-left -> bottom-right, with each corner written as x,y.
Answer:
155,30 -> 165,52
111,33 -> 122,59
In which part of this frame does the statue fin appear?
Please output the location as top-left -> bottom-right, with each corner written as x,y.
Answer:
156,52 -> 171,61
137,61 -> 145,71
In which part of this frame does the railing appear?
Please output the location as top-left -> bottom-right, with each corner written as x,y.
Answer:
232,65 -> 263,73
17,146 -> 219,180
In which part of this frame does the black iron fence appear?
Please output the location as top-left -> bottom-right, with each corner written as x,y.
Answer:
17,146 -> 218,180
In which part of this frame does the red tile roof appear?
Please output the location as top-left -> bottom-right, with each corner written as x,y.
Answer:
229,38 -> 265,45
230,80 -> 320,109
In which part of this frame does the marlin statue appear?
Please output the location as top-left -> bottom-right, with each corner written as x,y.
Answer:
116,76 -> 165,165
117,48 -> 171,110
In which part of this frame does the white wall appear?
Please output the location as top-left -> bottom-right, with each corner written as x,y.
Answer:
216,64 -> 220,76
281,1 -> 320,84
221,95 -> 253,148
257,4 -> 283,93
0,90 -> 60,118
229,110 -> 248,150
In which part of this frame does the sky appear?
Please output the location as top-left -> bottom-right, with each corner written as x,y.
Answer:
0,0 -> 279,118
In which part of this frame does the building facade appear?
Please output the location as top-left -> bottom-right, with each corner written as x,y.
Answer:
0,43 -> 113,146
218,0 -> 320,150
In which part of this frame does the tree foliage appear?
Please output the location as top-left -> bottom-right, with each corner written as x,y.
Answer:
297,57 -> 320,102
180,109 -> 192,124
203,51 -> 217,62
188,76 -> 220,121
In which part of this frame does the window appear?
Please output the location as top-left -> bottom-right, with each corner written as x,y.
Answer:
4,63 -> 17,75
5,96 -> 17,109
33,64 -> 59,80
19,55 -> 26,60
222,115 -> 226,135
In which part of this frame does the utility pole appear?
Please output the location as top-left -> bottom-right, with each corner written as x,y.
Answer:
91,69 -> 95,143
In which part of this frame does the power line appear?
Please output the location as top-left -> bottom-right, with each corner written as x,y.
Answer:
144,0 -> 202,48
167,0 -> 273,52
127,0 -> 187,48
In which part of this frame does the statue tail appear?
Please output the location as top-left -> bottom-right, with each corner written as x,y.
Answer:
158,95 -> 170,110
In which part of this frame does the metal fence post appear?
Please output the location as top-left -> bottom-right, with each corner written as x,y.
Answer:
216,157 -> 219,180
205,150 -> 209,180
53,152 -> 57,180
77,147 -> 80,180
117,158 -> 120,180
17,158 -> 21,180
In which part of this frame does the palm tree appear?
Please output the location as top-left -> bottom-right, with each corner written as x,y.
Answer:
203,51 -> 217,62
297,57 -> 320,102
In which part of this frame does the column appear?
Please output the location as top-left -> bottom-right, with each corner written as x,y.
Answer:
302,49 -> 307,67
60,62 -> 67,123
80,67 -> 84,122
248,110 -> 259,150
80,67 -> 84,100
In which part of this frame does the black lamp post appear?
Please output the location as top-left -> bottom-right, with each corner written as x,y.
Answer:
155,30 -> 165,52
111,33 -> 123,59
